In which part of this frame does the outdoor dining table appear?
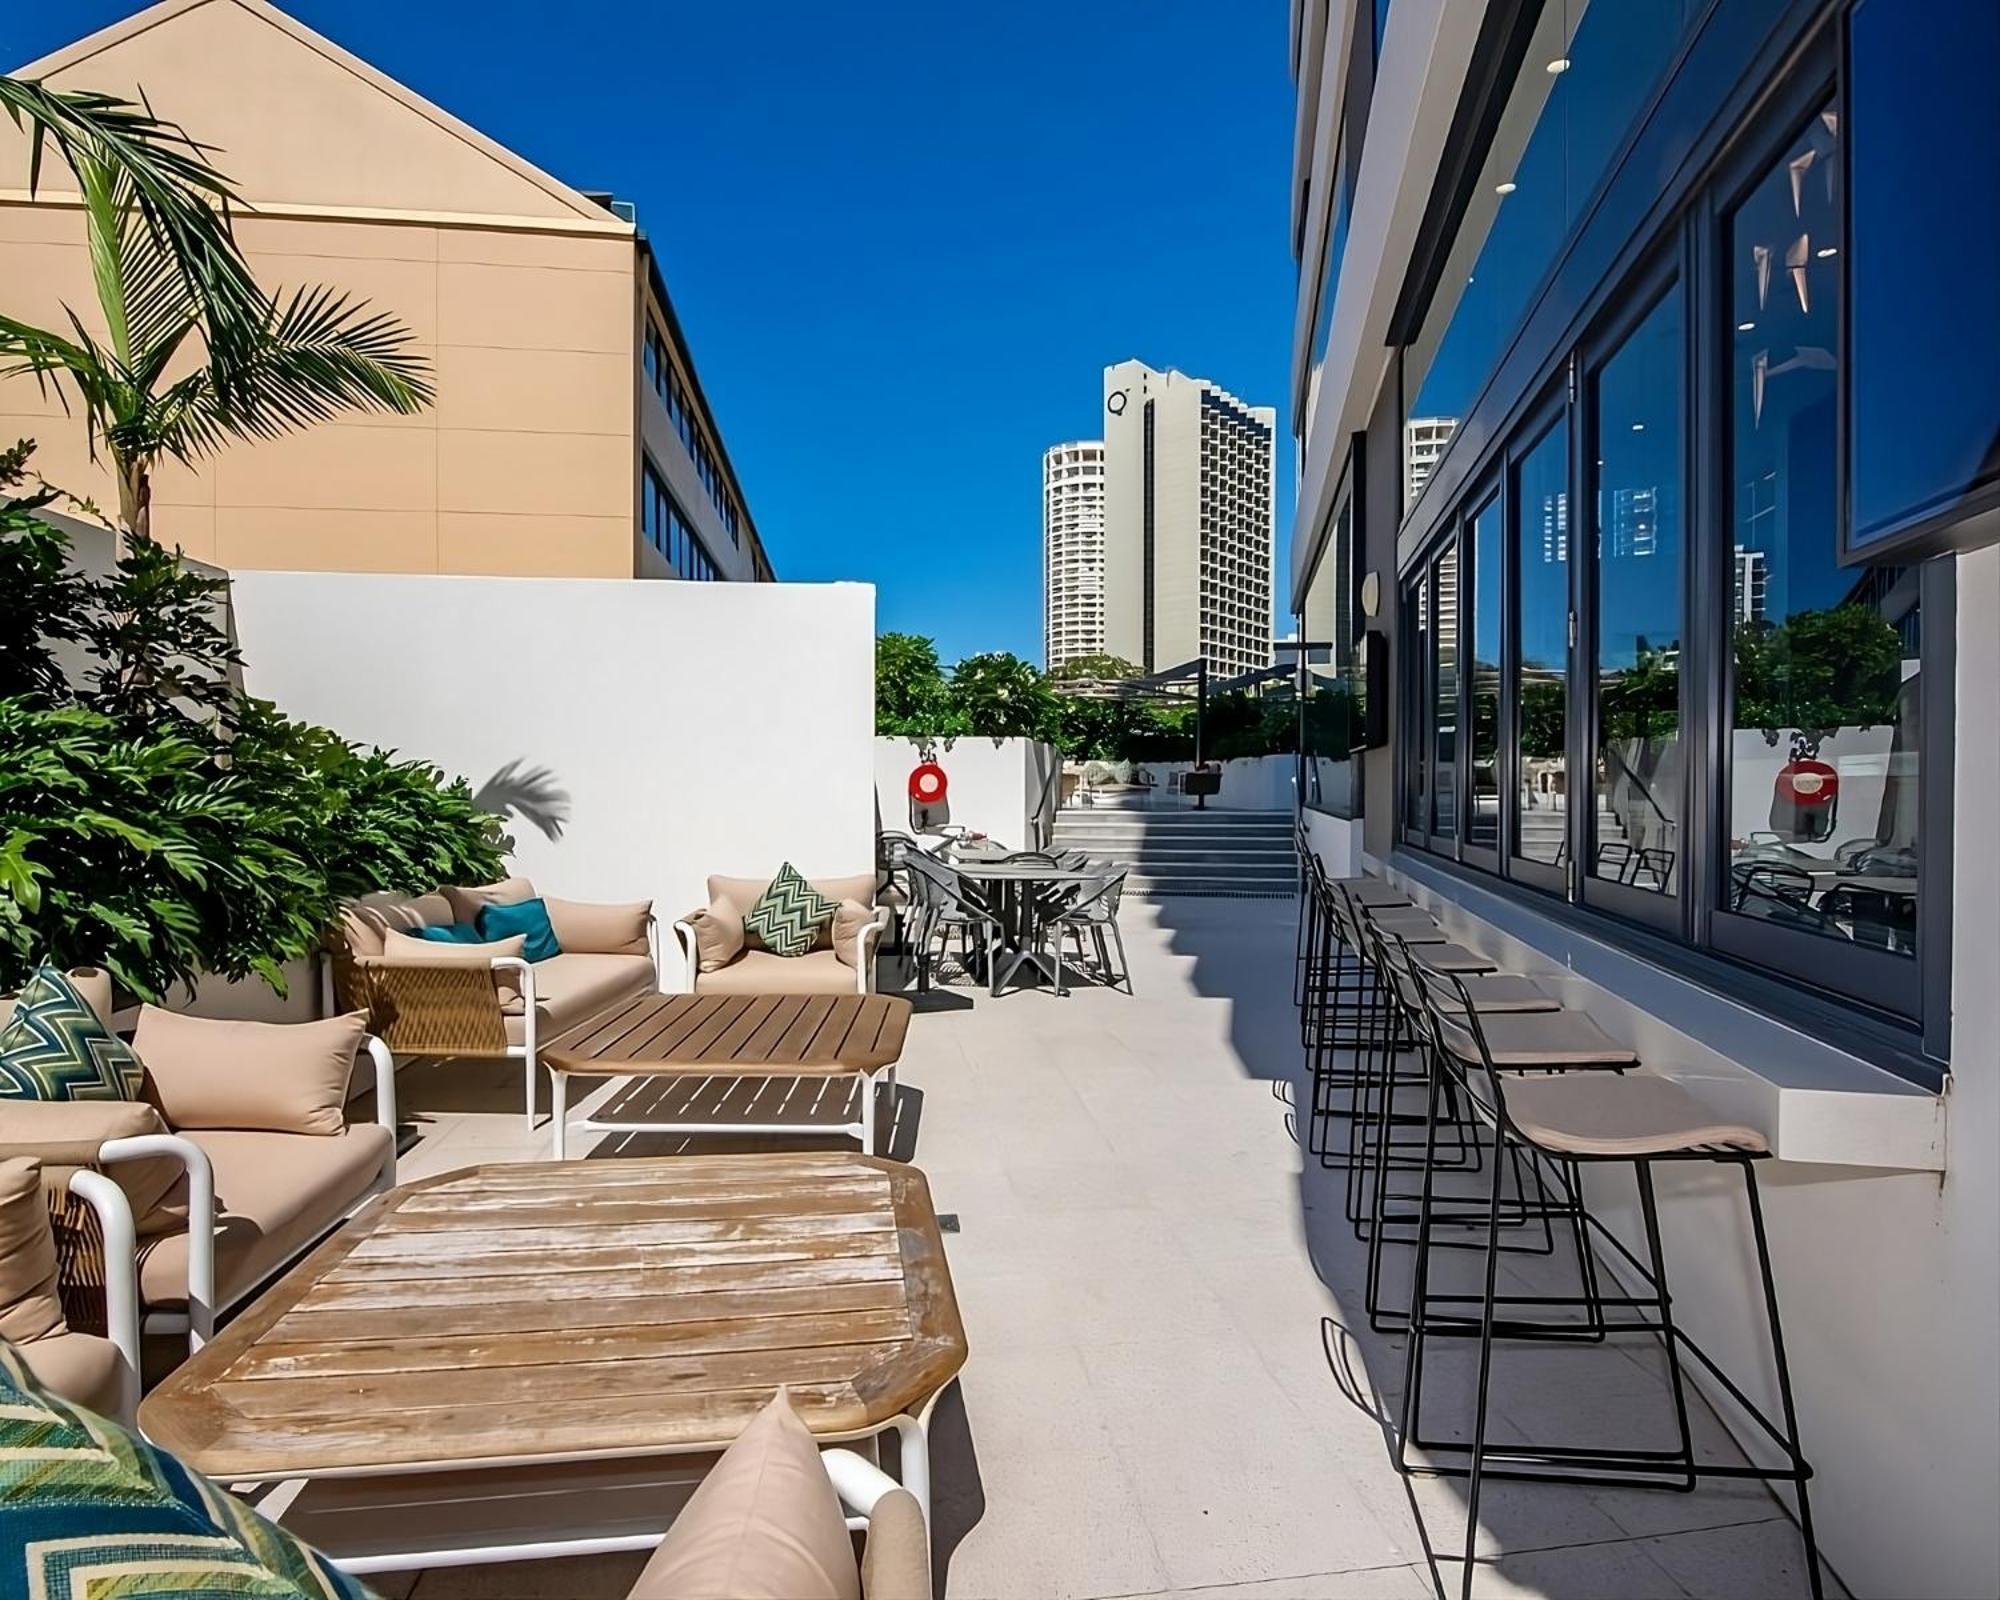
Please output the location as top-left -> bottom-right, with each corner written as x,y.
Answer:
944,846 -> 1107,992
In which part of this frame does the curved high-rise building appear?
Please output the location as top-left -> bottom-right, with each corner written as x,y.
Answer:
1043,441 -> 1108,670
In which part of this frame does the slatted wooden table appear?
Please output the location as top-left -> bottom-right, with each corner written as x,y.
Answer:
540,992 -> 913,1159
138,1152 -> 965,1574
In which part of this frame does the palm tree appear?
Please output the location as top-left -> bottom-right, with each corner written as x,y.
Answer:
0,77 -> 432,540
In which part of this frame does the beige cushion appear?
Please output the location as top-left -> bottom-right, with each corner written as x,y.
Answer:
17,1328 -> 123,1414
443,875 -> 536,926
1449,975 -> 1561,1014
0,1100 -> 184,1233
545,898 -> 652,957
335,892 -> 453,959
502,953 -> 656,1045
0,1156 -> 65,1344
696,949 -> 856,997
138,1123 -> 393,1312
629,1390 -> 860,1600
859,1487 -> 929,1600
133,1008 -> 367,1138
830,901 -> 876,970
378,927 -> 527,1005
1440,1009 -> 1639,1068
684,899 -> 746,972
1500,1072 -> 1768,1158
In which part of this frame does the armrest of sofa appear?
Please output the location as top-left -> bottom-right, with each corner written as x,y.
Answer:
671,919 -> 702,995
855,906 -> 893,995
94,1132 -> 215,1350
57,1169 -> 141,1420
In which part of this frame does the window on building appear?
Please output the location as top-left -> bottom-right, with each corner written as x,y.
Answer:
1402,0 -> 1699,516
1589,283 -> 1683,900
1511,415 -> 1569,872
1721,106 -> 1919,965
1394,64 -> 1949,1060
1466,491 -> 1500,852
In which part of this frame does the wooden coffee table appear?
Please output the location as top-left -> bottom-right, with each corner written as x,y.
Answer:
139,1152 -> 965,1574
541,993 -> 912,1160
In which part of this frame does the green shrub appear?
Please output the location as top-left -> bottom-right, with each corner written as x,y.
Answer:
0,476 -> 503,999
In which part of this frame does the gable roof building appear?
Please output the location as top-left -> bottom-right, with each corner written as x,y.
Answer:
1,0 -> 772,581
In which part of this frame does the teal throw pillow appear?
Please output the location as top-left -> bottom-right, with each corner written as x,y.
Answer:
475,897 -> 561,962
410,922 -> 488,944
0,966 -> 144,1103
745,864 -> 837,958
0,1340 -> 379,1598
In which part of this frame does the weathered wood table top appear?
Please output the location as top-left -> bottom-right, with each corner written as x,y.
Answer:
138,1153 -> 965,1481
544,993 -> 912,1081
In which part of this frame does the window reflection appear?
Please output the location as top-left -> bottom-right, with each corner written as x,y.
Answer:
1403,0 -> 1696,515
1301,500 -> 1358,818
1405,570 -> 1429,833
1725,108 -> 1920,956
1468,496 -> 1501,848
1591,287 -> 1683,893
1430,544 -> 1459,839
1513,420 -> 1569,865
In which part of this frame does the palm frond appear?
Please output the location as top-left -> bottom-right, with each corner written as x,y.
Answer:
0,78 -> 262,341
211,285 -> 434,439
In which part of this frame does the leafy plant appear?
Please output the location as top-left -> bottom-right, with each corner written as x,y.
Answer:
874,632 -> 955,737
1048,652 -> 1142,682
0,490 -> 501,1000
947,652 -> 1058,740
0,78 -> 432,541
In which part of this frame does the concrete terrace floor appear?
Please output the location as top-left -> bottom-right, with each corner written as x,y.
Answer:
372,895 -> 1830,1600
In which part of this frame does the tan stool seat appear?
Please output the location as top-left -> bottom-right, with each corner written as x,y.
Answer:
1500,1072 -> 1767,1157
1449,974 -> 1561,1014
1410,942 -> 1499,974
1367,912 -> 1445,945
1444,1009 -> 1640,1068
1342,879 -> 1414,908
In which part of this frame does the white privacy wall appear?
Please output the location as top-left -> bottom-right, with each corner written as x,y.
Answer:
231,573 -> 878,962
874,737 -> 1053,847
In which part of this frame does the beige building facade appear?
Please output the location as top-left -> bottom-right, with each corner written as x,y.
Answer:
0,0 -> 772,582
1101,359 -> 1275,677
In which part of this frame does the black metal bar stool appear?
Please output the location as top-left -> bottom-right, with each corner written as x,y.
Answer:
1399,959 -> 1823,1600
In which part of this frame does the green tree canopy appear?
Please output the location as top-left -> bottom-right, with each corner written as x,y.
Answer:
1049,652 -> 1143,682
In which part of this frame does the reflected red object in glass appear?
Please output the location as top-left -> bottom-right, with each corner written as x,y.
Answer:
1775,759 -> 1839,807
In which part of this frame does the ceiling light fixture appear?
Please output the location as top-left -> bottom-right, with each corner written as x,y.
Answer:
1495,181 -> 1517,195
1632,422 -> 1646,432
1547,56 -> 1570,74
1816,246 -> 1838,258
1737,321 -> 1756,332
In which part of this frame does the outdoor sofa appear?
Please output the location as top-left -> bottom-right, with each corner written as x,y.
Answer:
676,871 -> 890,996
328,875 -> 660,1127
0,971 -> 398,1413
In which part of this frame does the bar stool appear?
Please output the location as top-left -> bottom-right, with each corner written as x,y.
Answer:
1400,958 -> 1822,1600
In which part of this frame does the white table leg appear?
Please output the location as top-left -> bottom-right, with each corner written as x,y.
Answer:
550,1069 -> 569,1161
858,1069 -> 877,1155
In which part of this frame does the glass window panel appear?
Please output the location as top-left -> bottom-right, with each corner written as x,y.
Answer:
1430,543 -> 1459,839
1592,286 -> 1683,893
1403,0 -> 1696,515
1725,108 -> 1919,957
1301,499 -> 1357,818
1468,495 -> 1501,848
1513,418 -> 1569,865
1848,0 -> 2000,543
1404,571 -> 1429,833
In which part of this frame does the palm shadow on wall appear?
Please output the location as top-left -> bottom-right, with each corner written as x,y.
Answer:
472,758 -> 572,846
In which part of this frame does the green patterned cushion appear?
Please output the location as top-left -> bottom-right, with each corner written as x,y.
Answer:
0,1340 -> 378,1598
0,965 -> 144,1102
744,863 -> 838,958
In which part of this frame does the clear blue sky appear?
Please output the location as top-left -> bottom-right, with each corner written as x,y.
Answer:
7,0 -> 1299,665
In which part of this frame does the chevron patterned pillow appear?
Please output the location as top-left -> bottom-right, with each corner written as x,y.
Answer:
0,966 -> 144,1102
744,863 -> 839,958
0,1341 -> 378,1598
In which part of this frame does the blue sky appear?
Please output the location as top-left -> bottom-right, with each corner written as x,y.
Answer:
7,0 -> 1298,665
